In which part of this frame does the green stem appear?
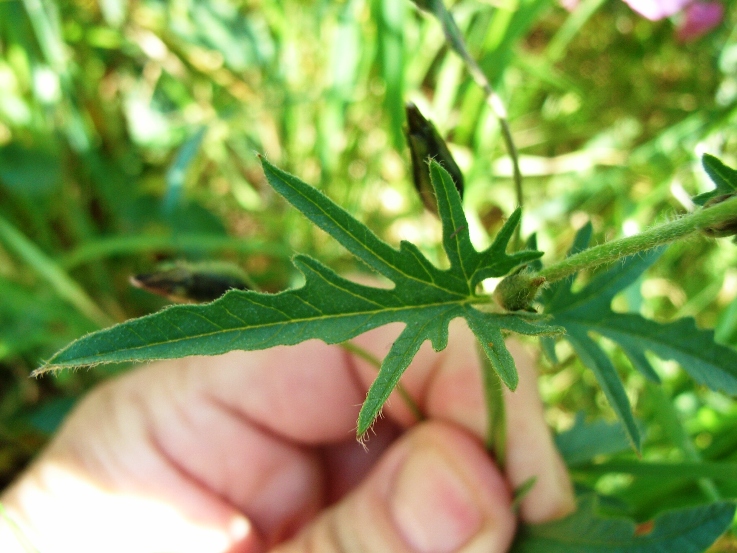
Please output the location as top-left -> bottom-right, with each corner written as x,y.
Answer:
422,0 -> 524,242
60,235 -> 291,270
476,341 -> 506,467
536,197 -> 737,284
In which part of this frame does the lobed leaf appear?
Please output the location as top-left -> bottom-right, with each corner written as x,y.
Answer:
42,158 -> 553,437
540,224 -> 737,450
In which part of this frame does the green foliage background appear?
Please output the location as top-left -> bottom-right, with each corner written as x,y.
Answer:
1,0 -> 737,548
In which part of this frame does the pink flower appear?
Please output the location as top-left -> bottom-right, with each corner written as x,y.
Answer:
676,2 -> 725,41
622,0 -> 691,20
562,0 -> 725,41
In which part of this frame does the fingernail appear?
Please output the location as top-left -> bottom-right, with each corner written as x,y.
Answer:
390,448 -> 481,553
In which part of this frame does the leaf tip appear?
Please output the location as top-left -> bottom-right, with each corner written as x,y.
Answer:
30,365 -> 53,378
356,406 -> 384,448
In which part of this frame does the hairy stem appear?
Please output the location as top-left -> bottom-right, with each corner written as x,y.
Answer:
537,196 -> 737,284
476,341 -> 506,467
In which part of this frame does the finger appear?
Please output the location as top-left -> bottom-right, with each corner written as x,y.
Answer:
143,319 -> 573,528
1,380 -> 264,553
503,340 -> 576,523
26,344 -> 402,548
273,421 -> 516,553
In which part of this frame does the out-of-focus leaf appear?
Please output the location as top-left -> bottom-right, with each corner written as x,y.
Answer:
0,215 -> 112,327
511,495 -> 735,553
0,278 -> 96,359
372,0 -> 405,149
716,295 -> 737,346
555,412 -> 633,466
164,127 -> 207,215
574,459 -> 737,482
0,143 -> 61,197
170,2 -> 274,71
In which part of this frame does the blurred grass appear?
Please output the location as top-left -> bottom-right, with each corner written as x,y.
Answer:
1,0 -> 737,542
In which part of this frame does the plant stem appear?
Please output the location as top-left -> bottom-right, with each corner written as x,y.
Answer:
422,0 -> 524,241
536,197 -> 737,284
476,341 -> 506,467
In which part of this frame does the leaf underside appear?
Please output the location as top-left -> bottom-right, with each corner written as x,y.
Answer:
511,494 -> 735,553
42,159 -> 558,436
540,223 -> 737,451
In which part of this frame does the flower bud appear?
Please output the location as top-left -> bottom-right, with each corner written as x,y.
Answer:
405,102 -> 464,216
493,272 -> 546,312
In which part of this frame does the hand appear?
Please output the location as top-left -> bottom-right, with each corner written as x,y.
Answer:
0,321 -> 574,552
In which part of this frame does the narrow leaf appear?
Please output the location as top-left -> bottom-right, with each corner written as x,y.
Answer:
261,158 -> 406,282
590,314 -> 737,394
358,313 -> 454,434
464,307 -> 521,390
554,249 -> 662,315
566,328 -> 641,451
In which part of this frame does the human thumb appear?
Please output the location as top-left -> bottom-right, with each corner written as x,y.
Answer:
273,421 -> 516,553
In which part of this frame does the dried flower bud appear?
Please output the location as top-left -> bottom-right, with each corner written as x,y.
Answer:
131,262 -> 250,303
405,102 -> 464,216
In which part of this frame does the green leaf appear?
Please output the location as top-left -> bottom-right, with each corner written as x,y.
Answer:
573,459 -> 737,482
540,225 -> 737,450
511,495 -> 735,553
585,314 -> 737,395
42,159 -> 555,437
693,154 -> 737,206
565,327 -> 641,451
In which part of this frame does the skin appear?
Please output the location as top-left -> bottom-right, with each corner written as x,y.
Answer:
0,320 -> 574,552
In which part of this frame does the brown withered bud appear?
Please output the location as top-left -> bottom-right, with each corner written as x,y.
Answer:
702,193 -> 737,238
405,102 -> 464,216
131,262 -> 250,303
